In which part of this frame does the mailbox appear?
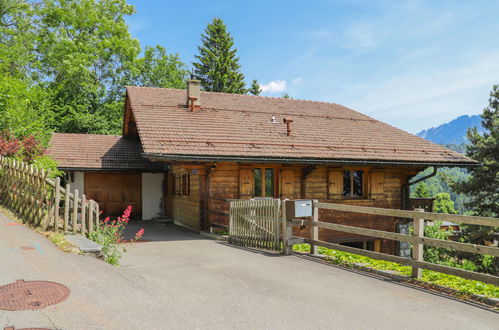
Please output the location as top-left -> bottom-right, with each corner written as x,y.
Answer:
285,200 -> 313,219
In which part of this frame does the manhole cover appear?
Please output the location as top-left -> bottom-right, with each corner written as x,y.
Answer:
0,280 -> 69,311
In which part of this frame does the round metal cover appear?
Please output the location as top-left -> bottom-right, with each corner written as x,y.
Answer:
0,280 -> 69,311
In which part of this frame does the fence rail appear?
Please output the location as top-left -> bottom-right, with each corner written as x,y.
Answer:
0,156 -> 99,235
284,200 -> 499,286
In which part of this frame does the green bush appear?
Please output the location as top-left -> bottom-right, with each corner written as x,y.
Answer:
293,244 -> 499,298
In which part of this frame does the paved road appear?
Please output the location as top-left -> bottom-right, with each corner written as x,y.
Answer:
0,211 -> 497,329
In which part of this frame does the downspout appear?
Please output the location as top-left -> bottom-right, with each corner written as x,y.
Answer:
403,166 -> 439,210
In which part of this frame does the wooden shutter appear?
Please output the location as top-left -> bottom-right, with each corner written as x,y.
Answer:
370,171 -> 384,199
281,169 -> 295,199
328,170 -> 343,200
239,168 -> 253,199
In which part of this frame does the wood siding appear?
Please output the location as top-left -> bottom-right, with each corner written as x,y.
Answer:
168,161 -> 421,254
169,166 -> 201,231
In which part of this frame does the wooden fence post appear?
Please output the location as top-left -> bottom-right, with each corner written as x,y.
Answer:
64,184 -> 70,233
412,208 -> 425,279
72,189 -> 79,234
94,202 -> 99,229
53,177 -> 61,232
310,199 -> 319,255
81,194 -> 87,235
281,200 -> 292,255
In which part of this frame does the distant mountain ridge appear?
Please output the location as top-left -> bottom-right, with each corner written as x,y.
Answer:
416,115 -> 484,145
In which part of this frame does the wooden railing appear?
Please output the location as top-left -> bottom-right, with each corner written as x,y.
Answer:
282,200 -> 499,286
0,156 -> 99,235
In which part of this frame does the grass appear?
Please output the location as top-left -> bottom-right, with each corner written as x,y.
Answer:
45,232 -> 77,253
293,244 -> 499,299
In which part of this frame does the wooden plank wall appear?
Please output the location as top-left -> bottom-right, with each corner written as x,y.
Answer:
294,166 -> 413,254
206,164 -> 419,254
171,166 -> 201,230
207,163 -> 239,226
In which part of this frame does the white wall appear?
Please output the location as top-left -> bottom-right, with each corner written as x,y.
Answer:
142,173 -> 164,220
69,171 -> 85,196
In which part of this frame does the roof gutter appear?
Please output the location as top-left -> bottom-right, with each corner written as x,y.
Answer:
141,153 -> 478,168
408,166 -> 439,186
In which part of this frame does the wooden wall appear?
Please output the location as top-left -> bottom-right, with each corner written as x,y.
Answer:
171,166 -> 201,231
170,161 -> 421,254
207,163 -> 239,226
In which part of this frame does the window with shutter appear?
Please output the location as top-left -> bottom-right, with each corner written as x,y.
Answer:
281,169 -> 295,199
239,168 -> 253,199
328,170 -> 343,200
370,171 -> 384,199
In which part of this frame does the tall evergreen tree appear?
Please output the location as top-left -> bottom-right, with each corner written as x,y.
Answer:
453,85 -> 498,274
193,18 -> 246,94
248,79 -> 262,95
454,85 -> 499,217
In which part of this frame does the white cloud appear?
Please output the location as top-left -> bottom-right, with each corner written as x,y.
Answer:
261,80 -> 287,93
292,77 -> 303,85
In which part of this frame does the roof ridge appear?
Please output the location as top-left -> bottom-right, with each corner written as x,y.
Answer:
126,85 -> 353,109
51,132 -> 122,138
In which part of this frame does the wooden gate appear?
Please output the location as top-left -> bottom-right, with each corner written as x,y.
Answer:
229,199 -> 281,250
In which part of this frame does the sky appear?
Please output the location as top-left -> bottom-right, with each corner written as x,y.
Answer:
126,0 -> 499,133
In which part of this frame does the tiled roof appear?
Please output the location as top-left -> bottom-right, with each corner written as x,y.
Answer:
47,133 -> 163,170
126,86 -> 476,165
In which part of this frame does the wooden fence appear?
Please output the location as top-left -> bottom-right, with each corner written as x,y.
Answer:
282,200 -> 499,286
229,199 -> 281,250
0,156 -> 99,235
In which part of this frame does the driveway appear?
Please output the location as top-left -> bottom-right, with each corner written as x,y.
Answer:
0,212 -> 497,329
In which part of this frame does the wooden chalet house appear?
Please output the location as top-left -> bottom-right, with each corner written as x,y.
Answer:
47,80 -> 476,254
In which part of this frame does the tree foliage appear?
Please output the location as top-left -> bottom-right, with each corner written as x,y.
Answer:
0,0 -> 190,138
37,0 -> 140,134
433,193 -> 457,214
413,182 -> 430,198
248,79 -> 262,95
193,18 -> 246,94
454,85 -> 499,217
133,45 -> 189,89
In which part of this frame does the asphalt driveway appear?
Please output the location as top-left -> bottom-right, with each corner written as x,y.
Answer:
0,212 -> 497,329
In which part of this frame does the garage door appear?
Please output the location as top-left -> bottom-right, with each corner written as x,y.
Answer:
84,173 -> 142,219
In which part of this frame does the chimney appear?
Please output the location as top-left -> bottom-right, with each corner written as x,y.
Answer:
186,79 -> 201,111
283,118 -> 294,136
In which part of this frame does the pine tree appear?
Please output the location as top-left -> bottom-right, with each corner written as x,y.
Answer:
453,85 -> 499,274
193,18 -> 246,94
248,79 -> 262,95
454,85 -> 499,217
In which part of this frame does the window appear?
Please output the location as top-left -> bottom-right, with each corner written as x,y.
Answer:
343,170 -> 364,198
253,167 -> 276,197
181,174 -> 190,195
173,174 -> 190,195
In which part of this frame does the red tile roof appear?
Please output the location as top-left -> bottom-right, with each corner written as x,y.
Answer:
47,133 -> 163,170
126,86 -> 476,166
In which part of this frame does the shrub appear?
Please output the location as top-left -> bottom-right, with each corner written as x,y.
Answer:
88,206 -> 144,266
0,130 -> 44,162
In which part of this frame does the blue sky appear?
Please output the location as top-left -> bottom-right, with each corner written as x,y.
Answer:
127,0 -> 499,133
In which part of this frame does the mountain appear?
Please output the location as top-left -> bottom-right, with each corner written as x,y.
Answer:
416,115 -> 484,145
